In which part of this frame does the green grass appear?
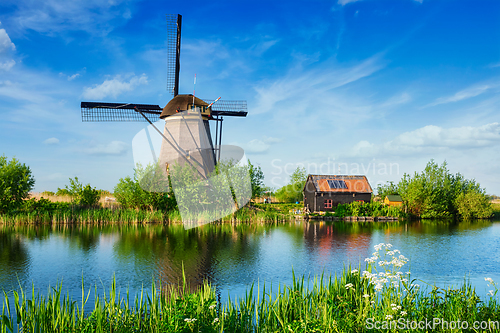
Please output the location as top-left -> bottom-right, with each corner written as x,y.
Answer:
2,244 -> 500,332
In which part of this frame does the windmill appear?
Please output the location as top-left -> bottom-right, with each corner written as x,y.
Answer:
81,14 -> 248,178
81,14 -> 251,228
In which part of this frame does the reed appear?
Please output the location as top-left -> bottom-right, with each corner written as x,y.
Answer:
2,244 -> 500,332
0,205 -> 293,226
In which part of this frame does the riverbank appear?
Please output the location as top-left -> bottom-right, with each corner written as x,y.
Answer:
0,204 -> 295,225
2,243 -> 499,333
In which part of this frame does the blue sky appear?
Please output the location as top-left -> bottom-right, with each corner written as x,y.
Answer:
1,0 -> 499,194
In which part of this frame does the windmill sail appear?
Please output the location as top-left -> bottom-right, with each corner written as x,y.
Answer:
81,102 -> 161,122
166,14 -> 182,96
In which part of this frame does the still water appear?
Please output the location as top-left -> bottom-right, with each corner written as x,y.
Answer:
1,219 -> 499,307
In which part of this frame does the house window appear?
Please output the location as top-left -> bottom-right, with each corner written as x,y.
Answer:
325,199 -> 332,209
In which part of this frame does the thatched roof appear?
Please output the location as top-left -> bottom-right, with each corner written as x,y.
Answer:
160,94 -> 209,119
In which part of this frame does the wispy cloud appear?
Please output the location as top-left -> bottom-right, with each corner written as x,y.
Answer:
4,0 -> 133,36
426,83 -> 495,107
380,92 -> 412,108
337,0 -> 361,5
253,53 -> 386,115
82,141 -> 128,155
82,74 -> 148,100
338,0 -> 422,5
59,67 -> 86,81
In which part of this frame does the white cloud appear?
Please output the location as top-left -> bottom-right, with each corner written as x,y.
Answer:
263,136 -> 282,144
0,28 -> 16,71
351,123 -> 500,157
43,137 -> 59,145
82,74 -> 148,100
0,59 -> 15,71
0,29 -> 15,53
352,140 -> 377,156
386,123 -> 500,150
338,0 -> 361,5
59,67 -> 86,81
68,73 -> 80,81
244,139 -> 270,154
426,84 -> 495,107
83,141 -> 128,155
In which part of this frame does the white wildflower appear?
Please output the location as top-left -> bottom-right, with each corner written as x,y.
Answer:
351,269 -> 359,274
485,277 -> 494,284
385,314 -> 393,320
401,311 -> 407,316
487,290 -> 494,296
212,318 -> 219,324
209,304 -> 216,310
345,283 -> 354,290
363,294 -> 370,298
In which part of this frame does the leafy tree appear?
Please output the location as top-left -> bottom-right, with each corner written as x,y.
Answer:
63,177 -> 101,207
55,188 -> 71,196
275,167 -> 307,203
0,155 -> 35,213
376,181 -> 399,200
397,160 -> 491,219
248,160 -> 265,199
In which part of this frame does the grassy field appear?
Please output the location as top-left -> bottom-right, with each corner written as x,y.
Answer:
29,192 -> 120,208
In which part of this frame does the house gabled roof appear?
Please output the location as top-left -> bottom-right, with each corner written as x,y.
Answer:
304,175 -> 373,193
385,195 -> 403,202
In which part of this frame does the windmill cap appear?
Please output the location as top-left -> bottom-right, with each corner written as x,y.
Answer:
160,94 -> 209,119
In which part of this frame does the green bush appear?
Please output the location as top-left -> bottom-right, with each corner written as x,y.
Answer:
332,201 -> 405,218
63,177 -> 101,208
0,155 -> 35,213
114,163 -> 176,212
21,197 -> 71,213
455,191 -> 493,219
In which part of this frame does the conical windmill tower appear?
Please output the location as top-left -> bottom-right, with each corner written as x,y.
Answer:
81,14 -> 247,178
